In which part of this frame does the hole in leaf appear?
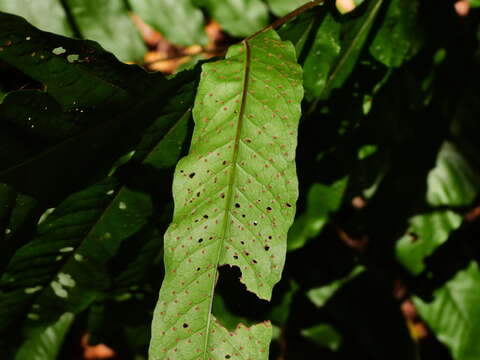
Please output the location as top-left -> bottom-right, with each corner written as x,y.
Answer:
266,206 -> 272,211
183,323 -> 189,328
203,214 -> 209,219
264,246 -> 270,251
198,238 -> 203,243
189,172 -> 196,178
235,203 -> 241,208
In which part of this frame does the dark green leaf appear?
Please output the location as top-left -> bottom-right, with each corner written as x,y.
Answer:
370,0 -> 421,67
302,12 -> 341,100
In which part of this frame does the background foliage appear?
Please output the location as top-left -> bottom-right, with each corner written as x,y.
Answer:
1,0 -> 480,359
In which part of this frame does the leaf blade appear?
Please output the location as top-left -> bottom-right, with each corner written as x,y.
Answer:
150,29 -> 303,359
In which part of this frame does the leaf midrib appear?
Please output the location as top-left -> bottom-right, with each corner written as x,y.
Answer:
202,39 -> 252,359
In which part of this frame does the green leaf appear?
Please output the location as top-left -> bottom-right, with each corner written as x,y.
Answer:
15,313 -> 74,360
0,106 -> 192,332
0,13 -> 197,201
414,262 -> 480,360
301,323 -> 342,351
194,0 -> 269,37
64,0 -> 146,62
288,177 -> 347,251
266,0 -> 310,16
130,0 -> 207,46
307,265 -> 365,308
0,183 -> 40,272
277,11 -> 316,56
322,0 -> 384,98
396,212 -> 462,275
470,0 -> 480,8
149,29 -> 303,359
0,0 -> 73,36
302,13 -> 341,101
370,0 -> 421,67
396,142 -> 480,275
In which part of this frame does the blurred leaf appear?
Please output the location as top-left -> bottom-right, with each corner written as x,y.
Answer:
15,313 -> 74,360
65,0 -> 147,61
396,142 -> 480,275
323,0 -> 384,98
471,0 -> 480,8
266,0 -> 309,16
396,211 -> 462,275
0,183 -> 40,272
130,0 -> 207,46
278,11 -> 316,55
370,0 -> 421,67
269,280 -> 299,325
301,323 -> 342,351
288,177 -> 347,251
426,142 -> 479,207
212,295 -> 251,331
307,265 -> 365,308
0,0 -> 73,36
303,12 -> 341,100
194,0 -> 269,37
414,261 -> 480,360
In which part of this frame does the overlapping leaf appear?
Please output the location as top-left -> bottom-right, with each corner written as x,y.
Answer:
194,0 -> 269,37
150,29 -> 303,359
65,0 -> 146,61
130,0 -> 207,46
396,142 -> 479,275
0,91 -> 194,337
15,313 -> 74,360
321,0 -> 384,99
0,1 -> 146,62
414,262 -> 480,360
0,13 -> 196,201
369,0 -> 421,68
0,0 -> 72,36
